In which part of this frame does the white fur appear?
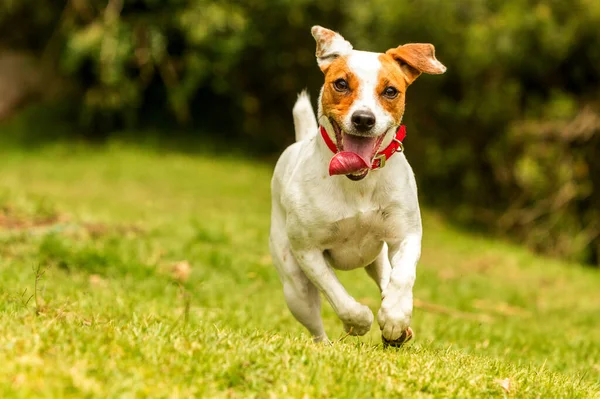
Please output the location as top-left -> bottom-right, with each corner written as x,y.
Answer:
292,90 -> 318,142
345,51 -> 395,137
270,33 -> 422,344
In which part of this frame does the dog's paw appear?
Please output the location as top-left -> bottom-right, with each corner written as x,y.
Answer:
382,327 -> 413,348
340,303 -> 373,336
377,301 -> 412,342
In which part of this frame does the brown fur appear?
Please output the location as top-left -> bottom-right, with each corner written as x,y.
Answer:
320,56 -> 360,125
314,28 -> 336,62
318,39 -> 445,127
386,43 -> 446,84
377,54 -> 408,124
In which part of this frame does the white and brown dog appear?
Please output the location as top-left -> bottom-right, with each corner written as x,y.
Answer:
270,26 -> 445,345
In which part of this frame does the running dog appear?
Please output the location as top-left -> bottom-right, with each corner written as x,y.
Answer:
270,26 -> 446,345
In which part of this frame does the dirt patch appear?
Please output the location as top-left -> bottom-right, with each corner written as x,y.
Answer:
472,299 -> 531,318
414,298 -> 494,323
80,222 -> 144,237
0,206 -> 61,230
0,207 -> 143,237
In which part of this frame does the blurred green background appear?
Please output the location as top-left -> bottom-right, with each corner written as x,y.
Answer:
1,0 -> 600,266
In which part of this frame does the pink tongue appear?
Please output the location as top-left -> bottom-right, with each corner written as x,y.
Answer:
329,152 -> 369,175
329,134 -> 376,176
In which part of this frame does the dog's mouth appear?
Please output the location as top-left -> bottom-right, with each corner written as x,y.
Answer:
328,119 -> 386,181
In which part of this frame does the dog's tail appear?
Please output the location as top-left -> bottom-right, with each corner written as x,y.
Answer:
293,90 -> 318,142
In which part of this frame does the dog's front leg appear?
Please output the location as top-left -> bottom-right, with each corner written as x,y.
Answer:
294,249 -> 374,336
378,234 -> 421,345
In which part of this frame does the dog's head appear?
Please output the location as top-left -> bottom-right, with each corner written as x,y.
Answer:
312,26 -> 446,180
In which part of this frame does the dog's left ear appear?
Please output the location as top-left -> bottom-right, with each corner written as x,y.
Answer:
386,44 -> 446,85
311,26 -> 353,72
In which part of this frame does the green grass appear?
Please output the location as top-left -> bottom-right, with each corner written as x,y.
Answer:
0,142 -> 599,398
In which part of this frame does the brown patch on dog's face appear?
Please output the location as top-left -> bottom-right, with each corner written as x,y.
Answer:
320,56 -> 360,126
376,53 -> 408,125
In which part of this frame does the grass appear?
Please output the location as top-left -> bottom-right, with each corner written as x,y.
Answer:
0,141 -> 599,398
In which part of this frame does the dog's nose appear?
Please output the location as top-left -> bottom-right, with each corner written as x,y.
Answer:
351,110 -> 376,132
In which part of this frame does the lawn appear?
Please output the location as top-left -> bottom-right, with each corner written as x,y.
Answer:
0,142 -> 599,398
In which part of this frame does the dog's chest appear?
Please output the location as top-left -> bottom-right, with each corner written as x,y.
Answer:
320,206 -> 389,244
288,183 -> 401,269
318,205 -> 397,269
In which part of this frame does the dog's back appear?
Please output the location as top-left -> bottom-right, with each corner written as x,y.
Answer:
292,90 -> 318,142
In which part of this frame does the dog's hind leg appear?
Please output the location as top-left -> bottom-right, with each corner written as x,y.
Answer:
292,249 -> 374,337
270,213 -> 328,342
271,245 -> 328,342
365,244 -> 392,292
282,265 -> 328,343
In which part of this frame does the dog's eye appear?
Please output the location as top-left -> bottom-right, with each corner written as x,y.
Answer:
383,86 -> 399,99
333,79 -> 349,92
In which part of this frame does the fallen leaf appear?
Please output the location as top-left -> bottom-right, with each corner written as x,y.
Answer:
89,274 -> 107,287
495,378 -> 511,393
172,261 -> 192,282
12,373 -> 26,387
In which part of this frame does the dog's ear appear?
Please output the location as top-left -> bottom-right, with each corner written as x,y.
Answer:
386,44 -> 446,85
311,26 -> 353,72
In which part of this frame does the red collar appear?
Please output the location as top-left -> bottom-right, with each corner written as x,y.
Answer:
319,125 -> 406,170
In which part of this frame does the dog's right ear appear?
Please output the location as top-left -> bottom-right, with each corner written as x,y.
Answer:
311,26 -> 353,72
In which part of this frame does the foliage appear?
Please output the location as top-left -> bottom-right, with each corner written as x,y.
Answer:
2,0 -> 600,264
349,0 -> 600,265
0,145 -> 599,397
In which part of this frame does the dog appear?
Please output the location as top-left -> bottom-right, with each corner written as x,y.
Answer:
270,26 -> 446,345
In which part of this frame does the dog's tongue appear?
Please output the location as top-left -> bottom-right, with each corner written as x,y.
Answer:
329,152 -> 369,176
329,134 -> 376,176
